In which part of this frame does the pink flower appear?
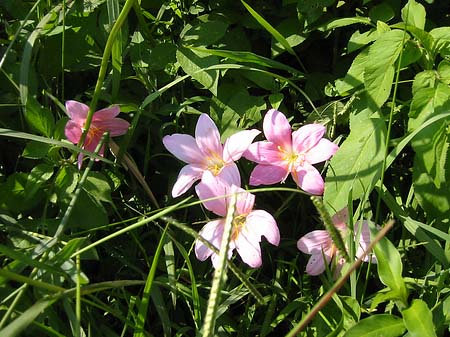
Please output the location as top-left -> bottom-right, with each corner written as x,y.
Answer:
244,109 -> 338,195
194,171 -> 280,268
162,114 -> 260,198
297,208 -> 377,276
64,100 -> 130,167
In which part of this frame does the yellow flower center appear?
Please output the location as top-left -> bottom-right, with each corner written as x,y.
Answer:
205,154 -> 226,176
231,214 -> 247,241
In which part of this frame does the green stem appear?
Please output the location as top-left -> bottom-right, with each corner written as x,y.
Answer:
78,0 -> 135,148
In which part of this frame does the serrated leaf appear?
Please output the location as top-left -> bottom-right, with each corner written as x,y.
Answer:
176,47 -> 219,95
403,299 -> 437,337
401,0 -> 426,30
364,29 -> 406,108
372,233 -> 408,305
430,27 -> 450,57
343,314 -> 406,337
22,141 -> 51,159
324,109 -> 386,213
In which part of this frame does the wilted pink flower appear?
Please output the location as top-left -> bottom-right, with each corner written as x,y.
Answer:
64,100 -> 130,167
297,208 -> 377,276
244,109 -> 338,195
194,171 -> 280,268
163,114 -> 260,198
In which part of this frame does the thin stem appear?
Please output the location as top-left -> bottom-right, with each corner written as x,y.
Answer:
78,0 -> 135,148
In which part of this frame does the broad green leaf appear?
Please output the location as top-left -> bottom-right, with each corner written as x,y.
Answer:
401,0 -> 426,30
176,47 -> 219,95
438,60 -> 450,85
0,173 -> 43,213
22,141 -> 51,159
324,109 -> 386,213
83,172 -> 113,203
411,70 -> 436,95
369,2 -> 395,23
25,163 -> 54,200
67,189 -> 108,230
430,27 -> 450,57
347,29 -> 378,53
403,299 -> 437,337
181,20 -> 228,47
25,96 -> 55,137
372,233 -> 408,305
364,29 -> 407,108
335,47 -> 368,95
343,314 -> 406,337
53,165 -> 79,204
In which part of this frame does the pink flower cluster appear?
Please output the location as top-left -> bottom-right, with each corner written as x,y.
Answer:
162,109 -> 345,270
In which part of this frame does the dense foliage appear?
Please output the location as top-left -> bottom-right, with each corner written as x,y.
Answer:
0,0 -> 449,336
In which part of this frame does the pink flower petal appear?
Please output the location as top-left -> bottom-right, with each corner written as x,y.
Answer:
297,230 -> 332,254
65,120 -> 82,144
195,114 -> 223,158
263,109 -> 292,149
246,210 -> 280,246
196,171 -> 228,217
195,219 -> 225,261
249,164 -> 288,186
223,129 -> 260,163
65,100 -> 89,122
355,220 -> 377,263
163,134 -> 204,164
244,141 -> 284,165
305,138 -> 339,165
294,163 -> 324,195
292,124 -> 326,154
231,185 -> 255,215
235,230 -> 262,268
92,105 -> 120,121
217,163 -> 241,187
332,208 -> 349,227
172,165 -> 203,197
93,118 -> 130,137
305,253 -> 331,276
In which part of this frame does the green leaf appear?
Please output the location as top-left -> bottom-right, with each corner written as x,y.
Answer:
25,163 -> 54,200
210,84 -> 265,139
176,47 -> 219,95
343,314 -> 406,337
22,141 -> 51,159
83,172 -> 113,203
67,189 -> 108,230
335,47 -> 369,95
318,17 -> 372,32
241,0 -> 298,59
271,17 -> 306,57
0,297 -> 58,337
25,96 -> 55,137
401,0 -> 426,30
403,299 -> 437,337
324,109 -> 387,213
369,2 -> 395,23
53,165 -> 79,204
364,29 -> 407,108
430,27 -> 450,58
372,233 -> 408,306
181,20 -> 228,47
347,29 -> 378,53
